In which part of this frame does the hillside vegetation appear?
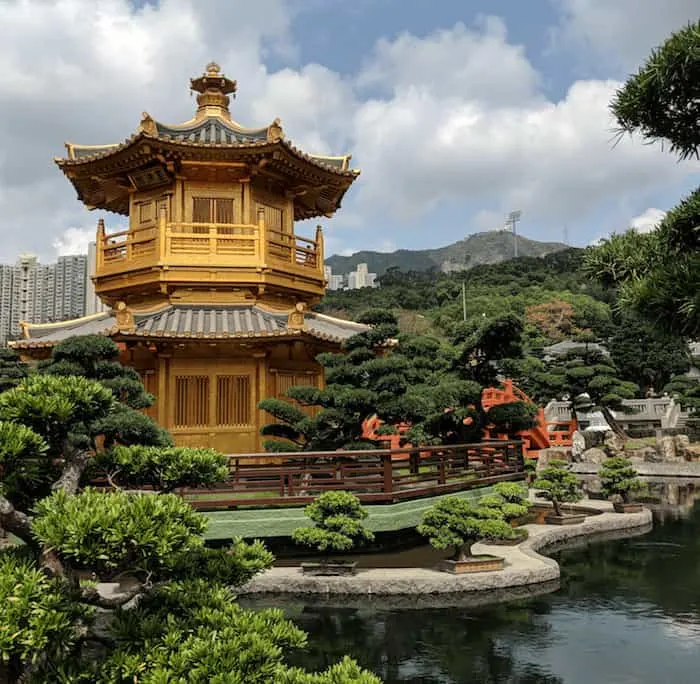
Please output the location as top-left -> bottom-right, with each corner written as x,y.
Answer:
325,231 -> 568,276
316,248 -> 693,401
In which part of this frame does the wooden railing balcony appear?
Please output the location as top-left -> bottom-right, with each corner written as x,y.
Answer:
176,440 -> 526,510
95,208 -> 324,280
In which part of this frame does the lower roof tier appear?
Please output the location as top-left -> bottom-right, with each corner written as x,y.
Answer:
13,305 -> 368,350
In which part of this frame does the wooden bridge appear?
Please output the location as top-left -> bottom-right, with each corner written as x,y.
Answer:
181,440 -> 525,510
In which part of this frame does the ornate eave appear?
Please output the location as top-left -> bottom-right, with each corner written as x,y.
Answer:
55,62 -> 359,219
57,133 -> 357,218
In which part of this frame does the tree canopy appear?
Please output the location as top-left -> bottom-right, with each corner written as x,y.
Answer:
585,21 -> 700,338
260,310 -> 532,450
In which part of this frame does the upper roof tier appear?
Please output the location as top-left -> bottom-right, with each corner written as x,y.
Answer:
55,62 -> 359,220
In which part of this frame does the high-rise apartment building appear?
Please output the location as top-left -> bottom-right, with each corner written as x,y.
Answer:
0,264 -> 14,345
346,262 -> 377,290
0,253 -> 90,345
85,242 -> 108,316
11,255 -> 46,337
323,264 -> 346,291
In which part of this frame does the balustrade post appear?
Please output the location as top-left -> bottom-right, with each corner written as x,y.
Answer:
382,453 -> 393,495
158,207 -> 167,262
96,219 -> 105,271
516,441 -> 525,472
315,225 -> 324,271
209,223 -> 217,256
257,208 -> 267,266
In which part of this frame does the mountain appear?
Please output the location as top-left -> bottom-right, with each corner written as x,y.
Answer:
325,231 -> 569,276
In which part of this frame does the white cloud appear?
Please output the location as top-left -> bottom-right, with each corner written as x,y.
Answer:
53,228 -> 95,257
589,206 -> 668,245
0,0 -> 697,264
629,207 -> 666,233
351,73 -> 696,229
357,17 -> 541,107
552,0 -> 700,70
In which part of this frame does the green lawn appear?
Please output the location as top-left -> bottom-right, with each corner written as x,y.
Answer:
202,485 -> 495,540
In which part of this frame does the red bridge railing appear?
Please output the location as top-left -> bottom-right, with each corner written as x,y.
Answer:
180,440 -> 525,510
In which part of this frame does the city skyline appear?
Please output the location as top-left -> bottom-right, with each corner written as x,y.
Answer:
0,247 -> 107,345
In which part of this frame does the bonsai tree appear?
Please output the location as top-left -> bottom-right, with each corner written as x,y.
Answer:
486,401 -> 538,438
479,482 -> 532,524
38,334 -> 172,448
599,456 -> 646,505
292,490 -> 375,560
532,459 -> 583,517
417,497 -> 516,561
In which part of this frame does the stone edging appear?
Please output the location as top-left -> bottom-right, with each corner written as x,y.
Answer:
238,500 -> 652,596
572,461 -> 700,478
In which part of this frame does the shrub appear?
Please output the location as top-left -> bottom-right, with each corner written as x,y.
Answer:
92,445 -> 229,492
479,482 -> 531,523
417,497 -> 516,560
0,549 -> 92,680
599,456 -> 646,504
31,488 -> 206,578
292,491 -> 374,555
532,459 -> 582,516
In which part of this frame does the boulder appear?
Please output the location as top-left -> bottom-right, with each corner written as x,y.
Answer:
571,431 -> 586,462
580,429 -> 606,450
603,430 -> 625,457
674,435 -> 691,460
684,445 -> 700,462
637,445 -> 662,463
580,447 -> 607,465
659,436 -> 683,462
536,448 -> 569,472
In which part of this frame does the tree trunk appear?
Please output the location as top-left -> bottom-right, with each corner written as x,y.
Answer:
52,448 -> 91,495
0,495 -> 32,545
552,498 -> 562,517
601,407 -> 628,440
454,544 -> 472,561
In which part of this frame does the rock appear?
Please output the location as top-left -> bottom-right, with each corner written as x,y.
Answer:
659,436 -> 683,462
536,448 -> 569,472
684,445 -> 700,462
638,446 -> 662,463
571,431 -> 586,462
581,429 -> 606,450
581,447 -> 607,465
603,431 -> 625,458
674,434 -> 691,460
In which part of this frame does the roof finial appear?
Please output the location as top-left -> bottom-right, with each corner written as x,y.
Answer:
190,62 -> 237,121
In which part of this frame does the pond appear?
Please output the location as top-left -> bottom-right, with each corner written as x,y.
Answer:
244,483 -> 700,683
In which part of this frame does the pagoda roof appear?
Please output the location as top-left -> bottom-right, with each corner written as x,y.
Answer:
61,118 -> 354,174
55,63 -> 358,219
11,306 -> 368,350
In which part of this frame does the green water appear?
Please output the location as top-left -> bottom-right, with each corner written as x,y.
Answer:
278,498 -> 700,683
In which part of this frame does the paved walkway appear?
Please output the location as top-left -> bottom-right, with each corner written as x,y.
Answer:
572,461 -> 700,478
238,500 -> 652,596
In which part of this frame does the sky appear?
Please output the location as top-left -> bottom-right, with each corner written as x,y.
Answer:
0,0 -> 698,262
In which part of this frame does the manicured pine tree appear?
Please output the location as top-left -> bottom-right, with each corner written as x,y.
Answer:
0,347 -> 27,393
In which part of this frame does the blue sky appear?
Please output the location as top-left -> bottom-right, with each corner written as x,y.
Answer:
0,0 -> 698,260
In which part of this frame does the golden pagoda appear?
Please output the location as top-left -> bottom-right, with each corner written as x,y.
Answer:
13,63 -> 365,453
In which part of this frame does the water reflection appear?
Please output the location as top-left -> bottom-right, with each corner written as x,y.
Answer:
252,496 -> 700,683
